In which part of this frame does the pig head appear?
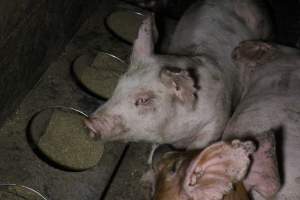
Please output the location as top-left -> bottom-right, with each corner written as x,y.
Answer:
85,16 -> 230,148
144,140 -> 255,200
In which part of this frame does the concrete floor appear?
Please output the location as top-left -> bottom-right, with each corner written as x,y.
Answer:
2,1 -> 300,200
0,1 -> 152,199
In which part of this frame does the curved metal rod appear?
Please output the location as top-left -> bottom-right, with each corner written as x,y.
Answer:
37,105 -> 88,117
0,183 -> 48,200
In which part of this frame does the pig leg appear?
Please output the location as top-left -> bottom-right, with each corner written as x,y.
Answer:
243,132 -> 281,199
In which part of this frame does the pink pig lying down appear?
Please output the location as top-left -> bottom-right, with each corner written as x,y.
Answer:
85,0 -> 272,148
223,40 -> 300,200
144,140 -> 255,200
84,0 -> 276,198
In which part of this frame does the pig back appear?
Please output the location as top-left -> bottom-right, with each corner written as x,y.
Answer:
168,0 -> 271,59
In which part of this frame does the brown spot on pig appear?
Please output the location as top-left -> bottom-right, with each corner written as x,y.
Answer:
232,40 -> 278,69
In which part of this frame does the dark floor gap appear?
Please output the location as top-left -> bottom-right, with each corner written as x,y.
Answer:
99,144 -> 130,200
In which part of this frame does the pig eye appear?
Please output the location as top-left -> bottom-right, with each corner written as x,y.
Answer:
135,97 -> 153,106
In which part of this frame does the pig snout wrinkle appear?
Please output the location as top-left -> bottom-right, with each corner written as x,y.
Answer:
84,117 -> 101,138
84,115 -> 125,140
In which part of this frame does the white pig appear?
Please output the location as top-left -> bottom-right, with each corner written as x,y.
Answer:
85,0 -> 272,148
84,0 -> 275,198
223,40 -> 300,200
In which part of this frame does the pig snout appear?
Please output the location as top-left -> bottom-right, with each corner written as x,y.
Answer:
84,114 -> 127,140
84,116 -> 102,138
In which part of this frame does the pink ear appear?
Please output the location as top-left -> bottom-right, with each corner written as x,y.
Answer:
160,67 -> 197,104
131,15 -> 158,62
183,140 -> 255,200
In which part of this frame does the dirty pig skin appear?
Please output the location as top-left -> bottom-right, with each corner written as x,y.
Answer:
84,0 -> 275,198
223,40 -> 300,200
85,0 -> 272,147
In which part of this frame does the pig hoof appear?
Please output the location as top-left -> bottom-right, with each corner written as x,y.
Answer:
232,40 -> 277,68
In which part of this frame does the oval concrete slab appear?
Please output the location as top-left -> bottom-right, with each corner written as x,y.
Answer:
73,52 -> 127,99
106,10 -> 146,44
28,107 -> 104,171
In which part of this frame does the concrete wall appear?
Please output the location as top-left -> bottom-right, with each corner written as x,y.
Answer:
0,0 -> 98,124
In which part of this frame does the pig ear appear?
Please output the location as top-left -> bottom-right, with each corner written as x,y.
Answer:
183,140 -> 255,200
130,15 -> 158,64
160,67 -> 197,104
